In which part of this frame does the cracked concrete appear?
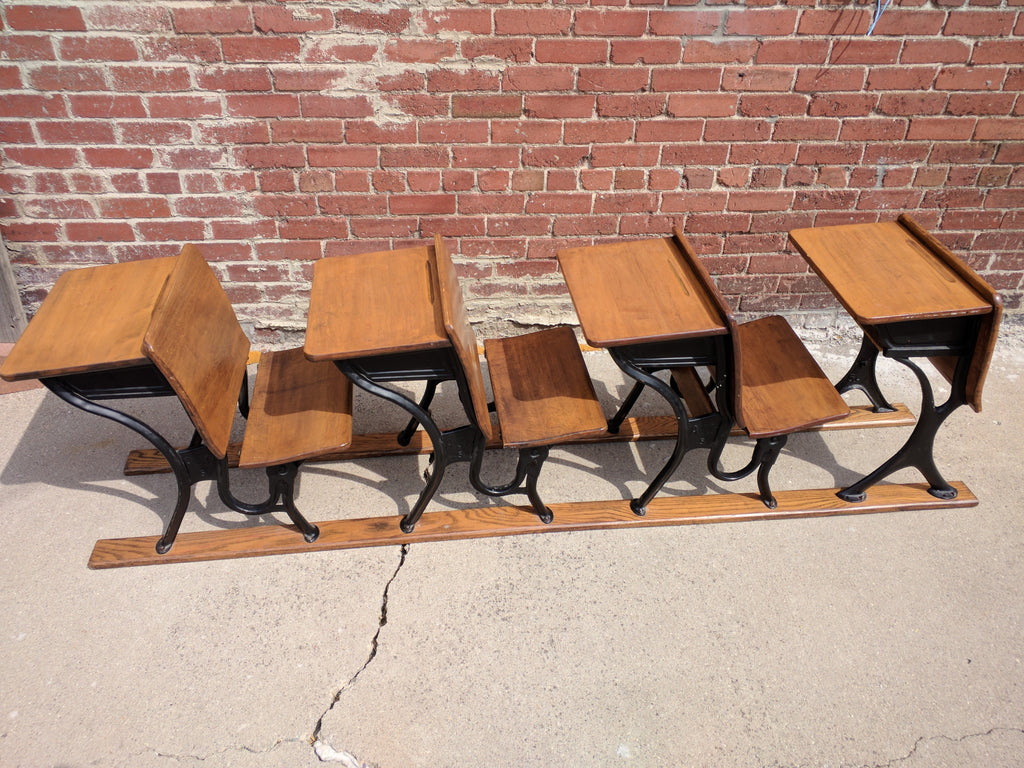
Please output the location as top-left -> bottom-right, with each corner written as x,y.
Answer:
1,323 -> 1023,767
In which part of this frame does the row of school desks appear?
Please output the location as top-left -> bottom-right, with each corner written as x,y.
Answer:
0,217 -> 1001,567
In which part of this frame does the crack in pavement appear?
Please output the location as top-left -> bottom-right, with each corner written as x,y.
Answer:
868,726 -> 1024,767
310,544 -> 409,764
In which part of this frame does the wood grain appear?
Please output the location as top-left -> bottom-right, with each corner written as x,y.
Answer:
305,245 -> 448,361
484,326 -> 607,447
122,403 -> 918,475
238,347 -> 354,468
0,257 -> 175,382
557,236 -> 728,347
88,481 -> 977,568
143,245 -> 250,460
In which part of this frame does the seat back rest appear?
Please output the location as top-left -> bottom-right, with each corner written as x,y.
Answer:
669,228 -> 745,429
898,214 -> 1002,412
143,244 -> 251,459
432,234 -> 494,441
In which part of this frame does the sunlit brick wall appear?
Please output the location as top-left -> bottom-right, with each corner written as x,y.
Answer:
1,1 -> 1021,341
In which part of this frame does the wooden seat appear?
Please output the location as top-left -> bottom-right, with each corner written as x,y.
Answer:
668,230 -> 849,508
420,235 -> 606,526
239,347 -> 353,469
484,326 -> 606,448
139,245 -> 352,551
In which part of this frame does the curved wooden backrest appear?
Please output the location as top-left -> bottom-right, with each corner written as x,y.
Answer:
432,234 -> 494,441
143,244 -> 250,459
898,214 -> 1002,412
670,228 -> 744,428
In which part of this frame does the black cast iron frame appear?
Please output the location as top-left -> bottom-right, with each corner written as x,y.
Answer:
41,365 -> 320,554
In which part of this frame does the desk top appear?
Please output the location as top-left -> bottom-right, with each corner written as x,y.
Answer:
0,257 -> 176,382
557,236 -> 727,347
304,245 -> 449,362
789,220 -> 992,325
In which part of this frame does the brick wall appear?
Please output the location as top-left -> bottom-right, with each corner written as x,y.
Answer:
0,0 -> 1021,343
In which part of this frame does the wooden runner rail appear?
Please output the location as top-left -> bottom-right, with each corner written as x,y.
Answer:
89,481 -> 976,569
122,403 -> 916,476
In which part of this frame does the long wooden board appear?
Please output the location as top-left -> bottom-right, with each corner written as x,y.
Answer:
89,481 -> 976,569
122,403 -> 917,476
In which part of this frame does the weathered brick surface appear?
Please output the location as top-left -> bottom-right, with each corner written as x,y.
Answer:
0,0 -> 1021,339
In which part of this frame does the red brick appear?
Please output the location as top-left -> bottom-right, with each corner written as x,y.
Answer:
346,121 -> 417,144
870,10 -> 947,35
729,143 -> 796,164
197,67 -> 273,92
336,8 -> 412,34
300,95 -> 374,119
37,120 -> 118,145
738,93 -> 807,117
462,37 -> 533,63
227,94 -> 301,118
453,95 -> 523,118
661,191 -> 729,213
5,94 -> 66,118
504,66 -> 576,92
254,6 -> 334,33
723,67 -> 794,92
591,145 -> 661,167
493,120 -> 563,144
684,40 -> 758,64
386,39 -> 457,64
830,39 -> 903,65
381,146 -> 450,168
172,6 -> 252,34
459,192 -> 523,214
147,95 -> 222,119
254,194 -> 317,218
574,10 -> 649,36
270,119 -> 344,144
137,220 -> 205,242
421,120 -> 490,144
304,42 -> 376,63
350,217 -> 418,239
578,67 -> 650,92
494,8 -> 572,35
83,147 -> 154,168
795,66 -> 866,92
652,67 -> 724,92
426,68 -> 499,92
727,9 -> 799,35
553,215 -> 618,236
935,65 -> 1006,90
757,40 -> 830,64
0,35 -> 55,60
975,118 -> 1024,140
390,194 -> 456,215
0,121 -> 34,144
59,36 -> 137,61
705,118 -> 772,142
525,193 -> 591,214
29,65 -> 107,92
83,5 -> 172,33
99,197 -> 171,218
460,146 -> 522,168
422,8 -> 492,35
596,94 -> 665,117
635,119 -> 704,142
563,121 -> 635,144
795,143 -> 865,165
901,39 -> 972,64
110,66 -> 190,92
65,222 -> 134,242
907,116 -> 976,140
138,36 -> 221,64
865,66 -> 938,91
649,10 -> 722,36
943,10 -> 1016,35
971,41 -> 1024,65
611,39 -> 682,64
278,218 -> 350,240
525,95 -> 594,118
876,92 -> 947,115
237,146 -> 306,169
535,39 -> 608,64
947,92 -> 1016,115
6,4 -> 85,31
307,146 -> 379,168
222,37 -> 301,63
839,117 -> 908,141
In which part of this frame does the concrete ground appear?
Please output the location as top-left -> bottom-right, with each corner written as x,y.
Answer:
1,323 -> 1022,768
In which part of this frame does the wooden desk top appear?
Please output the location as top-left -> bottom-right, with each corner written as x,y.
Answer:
304,245 -> 449,362
789,220 -> 992,325
0,257 -> 176,382
557,237 -> 728,347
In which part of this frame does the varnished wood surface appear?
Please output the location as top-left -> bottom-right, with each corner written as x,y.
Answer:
433,235 -> 494,440
88,481 -> 977,568
557,236 -> 728,348
0,257 -> 176,382
123,403 -> 917,475
484,326 -> 607,447
143,245 -> 250,460
898,215 -> 1002,413
304,245 -> 449,362
238,347 -> 354,468
788,220 -> 992,325
735,315 -> 850,438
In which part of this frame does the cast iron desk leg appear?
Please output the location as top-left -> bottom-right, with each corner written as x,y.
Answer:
609,349 -> 691,516
834,333 -> 895,413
